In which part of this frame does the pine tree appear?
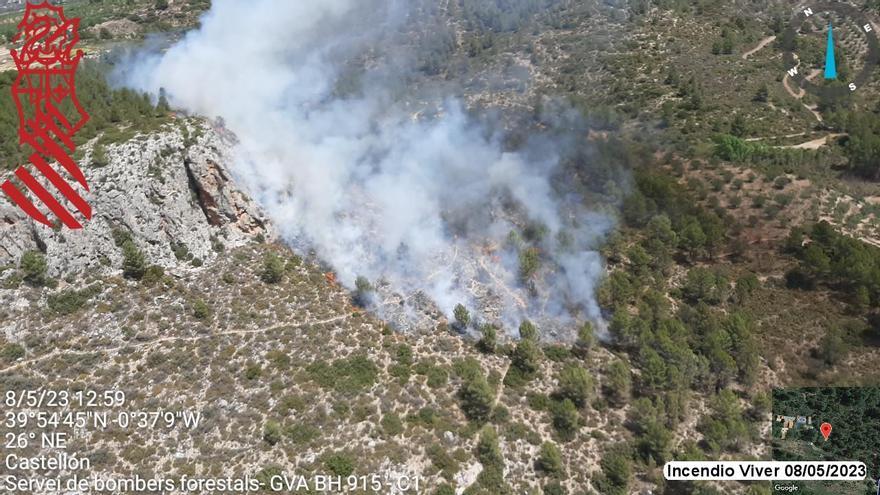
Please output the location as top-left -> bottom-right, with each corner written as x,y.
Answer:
519,320 -> 538,341
121,241 -> 147,280
551,399 -> 580,441
478,324 -> 497,353
157,87 -> 171,115
572,322 -> 594,358
458,372 -> 494,422
556,364 -> 593,408
353,276 -> 373,307
606,360 -> 632,405
537,442 -> 564,476
601,447 -> 632,490
453,304 -> 470,331
510,339 -> 541,378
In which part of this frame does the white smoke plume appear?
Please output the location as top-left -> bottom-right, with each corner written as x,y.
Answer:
118,0 -> 617,338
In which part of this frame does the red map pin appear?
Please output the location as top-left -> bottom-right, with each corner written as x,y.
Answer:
820,422 -> 832,441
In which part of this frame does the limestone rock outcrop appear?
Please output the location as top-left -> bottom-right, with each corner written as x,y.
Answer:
0,119 -> 273,277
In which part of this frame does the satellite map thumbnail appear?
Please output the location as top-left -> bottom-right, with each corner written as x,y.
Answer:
772,387 -> 880,495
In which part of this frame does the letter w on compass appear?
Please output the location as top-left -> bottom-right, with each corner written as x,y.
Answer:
2,1 -> 91,229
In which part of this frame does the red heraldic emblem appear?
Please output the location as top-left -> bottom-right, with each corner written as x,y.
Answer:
2,1 -> 91,229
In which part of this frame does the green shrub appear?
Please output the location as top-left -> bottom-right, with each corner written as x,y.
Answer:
112,228 -> 133,247
605,360 -> 632,406
262,420 -> 282,445
519,320 -> 538,340
599,446 -> 632,492
543,345 -> 571,362
0,343 -> 25,362
352,276 -> 373,306
395,344 -> 413,366
698,390 -> 749,453
458,372 -> 494,422
192,298 -> 211,320
551,399 -> 581,441
473,425 -> 508,492
433,484 -> 455,495
426,444 -> 459,480
453,303 -> 470,330
260,253 -> 284,284
519,247 -> 541,280
306,355 -> 378,394
389,363 -> 411,383
254,466 -> 283,490
556,365 -> 594,408
478,324 -> 497,353
452,357 -> 482,380
47,284 -> 101,315
381,413 -> 404,436
572,322 -> 594,358
773,176 -> 791,190
121,240 -> 147,280
170,242 -> 190,261
527,393 -> 551,411
244,362 -> 262,380
284,423 -> 320,444
322,452 -> 356,477
505,339 -> 541,386
266,350 -> 291,369
141,265 -> 165,285
543,481 -> 566,494
491,404 -> 510,424
20,251 -> 48,286
91,144 -> 109,166
537,441 -> 564,476
412,407 -> 439,428
0,64 -> 169,171
425,366 -> 448,388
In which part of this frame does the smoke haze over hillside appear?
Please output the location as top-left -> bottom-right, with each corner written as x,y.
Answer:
119,0 -> 617,336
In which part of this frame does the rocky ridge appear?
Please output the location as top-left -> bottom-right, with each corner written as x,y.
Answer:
0,119 -> 272,278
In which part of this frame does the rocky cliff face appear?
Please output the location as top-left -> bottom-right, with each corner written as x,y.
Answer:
0,119 -> 272,276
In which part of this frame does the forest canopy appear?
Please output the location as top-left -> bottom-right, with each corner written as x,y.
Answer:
0,64 -> 168,172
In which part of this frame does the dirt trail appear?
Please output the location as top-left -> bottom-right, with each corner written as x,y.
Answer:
778,133 -> 844,150
783,133 -> 846,150
745,132 -> 807,142
742,35 -> 776,59
747,131 -> 843,151
783,74 -> 805,99
783,74 -> 824,122
0,314 -> 352,374
781,56 -> 824,122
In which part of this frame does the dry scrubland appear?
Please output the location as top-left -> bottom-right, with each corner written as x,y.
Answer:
1,244 -> 634,494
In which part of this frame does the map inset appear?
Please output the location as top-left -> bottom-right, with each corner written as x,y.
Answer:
772,387 -> 880,494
